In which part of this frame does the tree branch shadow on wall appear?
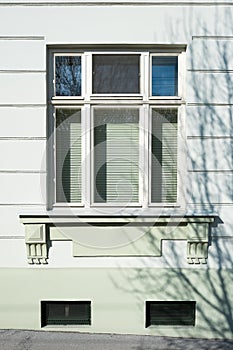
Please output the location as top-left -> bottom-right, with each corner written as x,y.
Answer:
109,6 -> 233,347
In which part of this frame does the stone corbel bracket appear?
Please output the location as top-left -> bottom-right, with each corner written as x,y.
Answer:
25,224 -> 48,264
186,222 -> 210,264
21,216 -> 216,265
187,239 -> 209,264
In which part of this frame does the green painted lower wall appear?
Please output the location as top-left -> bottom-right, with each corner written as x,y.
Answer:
0,268 -> 232,339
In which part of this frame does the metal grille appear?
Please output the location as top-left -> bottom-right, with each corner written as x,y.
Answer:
146,301 -> 196,327
41,301 -> 91,327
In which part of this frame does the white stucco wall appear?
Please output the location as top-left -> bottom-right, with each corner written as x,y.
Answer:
0,0 -> 232,267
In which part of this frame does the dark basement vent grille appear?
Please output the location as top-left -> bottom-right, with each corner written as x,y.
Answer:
41,301 -> 91,326
145,301 -> 196,327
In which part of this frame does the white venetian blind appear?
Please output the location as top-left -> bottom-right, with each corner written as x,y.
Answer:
151,108 -> 177,203
56,109 -> 82,203
94,108 -> 139,203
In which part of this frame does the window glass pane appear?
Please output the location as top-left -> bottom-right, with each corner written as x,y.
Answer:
94,108 -> 139,203
92,55 -> 140,94
151,109 -> 177,203
56,109 -> 82,203
55,56 -> 81,96
152,56 -> 178,96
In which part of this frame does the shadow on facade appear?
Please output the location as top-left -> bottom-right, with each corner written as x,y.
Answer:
110,6 -> 233,341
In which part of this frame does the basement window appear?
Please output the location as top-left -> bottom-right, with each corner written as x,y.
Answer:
41,301 -> 91,327
145,301 -> 196,327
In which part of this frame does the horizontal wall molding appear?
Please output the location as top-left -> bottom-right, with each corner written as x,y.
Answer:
193,35 -> 233,40
0,104 -> 46,108
187,136 -> 233,139
188,170 -> 233,173
187,102 -> 233,106
0,70 -> 46,74
0,137 -> 46,140
0,203 -> 45,206
188,69 -> 233,73
0,36 -> 45,40
0,236 -> 24,239
0,1 -> 233,7
188,202 -> 233,205
0,170 -> 46,174
19,215 -> 215,224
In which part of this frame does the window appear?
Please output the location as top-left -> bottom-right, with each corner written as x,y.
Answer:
49,47 -> 185,208
145,301 -> 196,327
41,301 -> 91,326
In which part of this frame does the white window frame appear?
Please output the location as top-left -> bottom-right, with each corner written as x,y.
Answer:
48,47 -> 186,211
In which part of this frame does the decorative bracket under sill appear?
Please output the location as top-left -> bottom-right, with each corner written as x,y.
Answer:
187,240 -> 209,264
21,216 -> 216,265
25,224 -> 48,264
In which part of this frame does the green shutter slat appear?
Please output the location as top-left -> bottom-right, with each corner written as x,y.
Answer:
56,109 -> 82,203
151,109 -> 177,203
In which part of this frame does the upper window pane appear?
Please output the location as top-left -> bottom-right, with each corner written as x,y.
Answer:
55,56 -> 81,96
92,55 -> 140,94
152,56 -> 178,96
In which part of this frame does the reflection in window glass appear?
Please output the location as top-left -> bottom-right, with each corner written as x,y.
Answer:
56,109 -> 82,203
94,108 -> 139,203
151,109 -> 177,203
152,56 -> 178,96
55,56 -> 81,96
92,55 -> 140,94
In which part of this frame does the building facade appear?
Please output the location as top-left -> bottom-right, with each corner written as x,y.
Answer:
0,0 -> 233,339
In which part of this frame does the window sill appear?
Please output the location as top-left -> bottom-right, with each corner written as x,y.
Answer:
53,203 -> 85,208
148,203 -> 180,208
148,97 -> 185,105
41,325 -> 91,330
146,325 -> 195,328
90,203 -> 142,208
51,97 -> 84,105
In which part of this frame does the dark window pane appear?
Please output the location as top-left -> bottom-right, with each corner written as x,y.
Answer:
146,301 -> 196,327
92,55 -> 140,94
55,56 -> 81,96
41,301 -> 91,326
152,56 -> 178,96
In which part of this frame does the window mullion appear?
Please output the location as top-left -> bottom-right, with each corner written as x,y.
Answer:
85,53 -> 92,100
142,52 -> 149,101
84,104 -> 91,207
142,104 -> 150,208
